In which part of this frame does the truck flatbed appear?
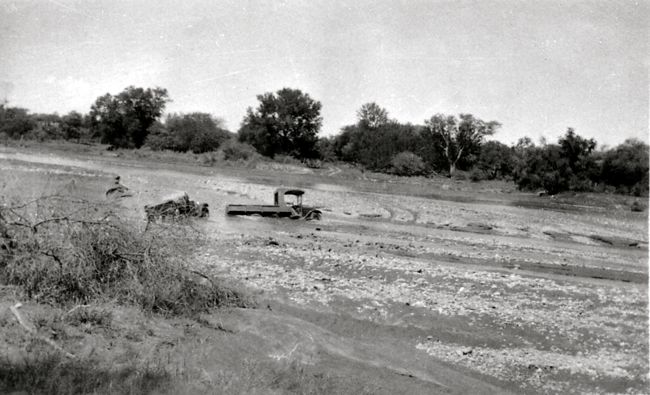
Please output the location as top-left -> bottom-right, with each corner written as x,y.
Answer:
225,204 -> 295,217
225,188 -> 321,220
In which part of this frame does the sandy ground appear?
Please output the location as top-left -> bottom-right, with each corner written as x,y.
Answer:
0,147 -> 647,394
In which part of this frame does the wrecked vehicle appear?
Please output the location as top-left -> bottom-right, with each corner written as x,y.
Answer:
226,188 -> 321,220
145,193 -> 209,222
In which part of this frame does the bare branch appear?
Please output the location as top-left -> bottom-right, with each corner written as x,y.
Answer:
42,251 -> 64,267
31,215 -> 113,233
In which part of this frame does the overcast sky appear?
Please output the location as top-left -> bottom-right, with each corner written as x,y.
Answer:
1,0 -> 647,146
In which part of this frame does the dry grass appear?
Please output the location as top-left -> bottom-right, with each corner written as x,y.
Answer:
0,349 -> 170,395
0,194 -> 252,315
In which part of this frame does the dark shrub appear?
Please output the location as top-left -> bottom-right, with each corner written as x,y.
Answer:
476,141 -> 514,179
221,140 -> 258,161
470,168 -> 487,182
0,105 -> 36,138
601,139 -> 649,196
391,151 -> 426,176
631,200 -> 646,212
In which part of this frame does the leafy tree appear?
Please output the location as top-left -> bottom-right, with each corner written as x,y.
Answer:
331,103 -> 426,171
557,128 -> 599,190
513,129 -> 603,193
90,86 -> 169,148
315,137 -> 336,162
61,111 -> 85,141
332,122 -> 425,171
514,137 -> 534,152
331,125 -> 357,162
558,127 -> 599,187
513,144 -> 571,194
601,139 -> 649,195
146,113 -> 231,153
238,88 -> 322,159
142,121 -> 169,150
167,113 -> 230,153
559,128 -> 596,167
27,113 -> 63,140
424,113 -> 500,176
0,104 -> 36,138
357,102 -> 389,129
476,141 -> 514,179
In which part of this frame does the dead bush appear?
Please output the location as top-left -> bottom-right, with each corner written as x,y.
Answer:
0,196 -> 252,315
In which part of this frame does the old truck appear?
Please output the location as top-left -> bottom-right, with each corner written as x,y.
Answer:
226,188 -> 322,220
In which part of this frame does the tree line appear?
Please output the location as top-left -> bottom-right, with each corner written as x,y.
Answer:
0,85 -> 647,196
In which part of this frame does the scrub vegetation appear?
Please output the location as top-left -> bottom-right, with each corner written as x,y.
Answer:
1,86 -> 646,196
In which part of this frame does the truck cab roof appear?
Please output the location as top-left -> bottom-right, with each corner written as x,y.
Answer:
275,188 -> 305,196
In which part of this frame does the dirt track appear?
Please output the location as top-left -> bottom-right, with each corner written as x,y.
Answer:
1,148 -> 647,394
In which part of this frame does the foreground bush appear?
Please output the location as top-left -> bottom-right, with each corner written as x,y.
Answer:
0,196 -> 251,315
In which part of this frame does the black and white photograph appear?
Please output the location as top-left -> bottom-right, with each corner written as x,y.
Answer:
0,0 -> 648,393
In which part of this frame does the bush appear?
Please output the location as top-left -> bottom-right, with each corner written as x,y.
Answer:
0,105 -> 36,139
631,200 -> 646,212
199,152 -> 220,166
513,130 -> 602,194
390,151 -> 426,176
567,176 -> 595,192
273,154 -> 303,165
303,158 -> 322,169
470,168 -> 487,182
601,139 -> 649,196
143,122 -> 171,151
221,140 -> 258,161
513,144 -> 570,194
452,170 -> 469,181
149,113 -> 230,154
146,114 -> 231,154
333,123 -> 426,172
315,137 -> 336,162
476,141 -> 514,179
0,196 -> 252,315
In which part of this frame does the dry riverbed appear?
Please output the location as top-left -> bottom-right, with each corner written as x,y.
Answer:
1,146 -> 648,394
